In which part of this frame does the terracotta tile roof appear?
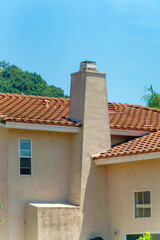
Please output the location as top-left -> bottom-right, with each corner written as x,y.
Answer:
0,92 -> 160,130
109,102 -> 160,131
0,93 -> 80,127
92,131 -> 160,160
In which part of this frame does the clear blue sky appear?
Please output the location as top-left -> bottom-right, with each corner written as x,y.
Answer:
1,0 -> 160,105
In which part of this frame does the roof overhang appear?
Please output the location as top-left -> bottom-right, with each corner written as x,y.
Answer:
0,122 -> 80,133
94,152 -> 160,165
110,129 -> 151,136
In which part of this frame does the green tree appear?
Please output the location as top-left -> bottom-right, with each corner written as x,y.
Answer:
137,232 -> 152,240
0,61 -> 68,98
0,60 -> 9,70
0,204 -> 5,223
142,85 -> 160,109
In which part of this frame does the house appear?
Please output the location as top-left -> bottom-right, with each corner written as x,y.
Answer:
0,61 -> 160,240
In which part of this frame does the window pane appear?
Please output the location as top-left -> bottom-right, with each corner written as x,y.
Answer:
20,149 -> 31,157
144,191 -> 150,204
20,168 -> 31,175
20,139 -> 31,156
135,192 -> 143,204
20,157 -> 31,168
144,208 -> 151,217
20,157 -> 31,175
151,234 -> 160,240
135,207 -> 143,218
127,234 -> 143,240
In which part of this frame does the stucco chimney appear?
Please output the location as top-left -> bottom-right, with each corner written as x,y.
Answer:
69,61 -> 111,238
69,60 -> 111,153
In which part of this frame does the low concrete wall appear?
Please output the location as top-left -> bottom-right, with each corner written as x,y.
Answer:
26,203 -> 81,240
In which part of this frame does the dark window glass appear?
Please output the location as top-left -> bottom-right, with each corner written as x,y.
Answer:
151,234 -> 160,240
127,234 -> 160,240
20,139 -> 32,175
135,192 -> 143,204
127,234 -> 143,240
144,208 -> 151,217
20,158 -> 31,168
20,168 -> 31,175
135,207 -> 143,218
144,191 -> 150,204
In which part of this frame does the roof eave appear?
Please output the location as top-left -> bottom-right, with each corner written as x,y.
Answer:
0,122 -> 80,133
94,151 -> 160,166
110,128 -> 151,136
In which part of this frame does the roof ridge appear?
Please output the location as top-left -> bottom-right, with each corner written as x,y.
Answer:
111,102 -> 160,112
0,92 -> 70,102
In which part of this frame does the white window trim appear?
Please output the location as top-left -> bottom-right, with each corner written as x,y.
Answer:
19,138 -> 32,176
133,190 -> 152,219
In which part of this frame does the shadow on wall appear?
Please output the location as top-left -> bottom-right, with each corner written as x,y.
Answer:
79,161 -> 108,240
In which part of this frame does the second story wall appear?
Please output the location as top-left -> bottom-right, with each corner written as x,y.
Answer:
8,129 -> 72,240
107,158 -> 160,240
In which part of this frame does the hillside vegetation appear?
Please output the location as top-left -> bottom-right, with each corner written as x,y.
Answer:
0,61 -> 68,98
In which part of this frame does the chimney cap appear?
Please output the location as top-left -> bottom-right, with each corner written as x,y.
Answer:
80,61 -> 97,71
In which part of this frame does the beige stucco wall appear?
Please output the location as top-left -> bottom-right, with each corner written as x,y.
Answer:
26,204 -> 38,240
0,127 -> 9,240
8,129 -> 72,240
69,71 -> 111,240
107,158 -> 160,240
68,129 -> 83,205
80,163 -> 109,240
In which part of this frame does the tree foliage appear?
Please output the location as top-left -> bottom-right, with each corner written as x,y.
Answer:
137,232 -> 152,240
0,61 -> 68,98
0,61 -> 9,70
142,85 -> 160,109
0,204 -> 5,223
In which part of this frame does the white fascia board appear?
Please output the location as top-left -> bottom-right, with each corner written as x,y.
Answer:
94,152 -> 160,165
0,122 -> 80,133
110,129 -> 151,136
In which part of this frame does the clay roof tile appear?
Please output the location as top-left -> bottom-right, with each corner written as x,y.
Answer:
93,131 -> 160,160
0,92 -> 160,130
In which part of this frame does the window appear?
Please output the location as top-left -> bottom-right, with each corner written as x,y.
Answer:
126,234 -> 143,240
126,234 -> 160,240
134,191 -> 151,218
19,139 -> 32,175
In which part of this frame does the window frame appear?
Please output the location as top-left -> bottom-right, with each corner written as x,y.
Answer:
134,190 -> 151,219
19,138 -> 32,176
